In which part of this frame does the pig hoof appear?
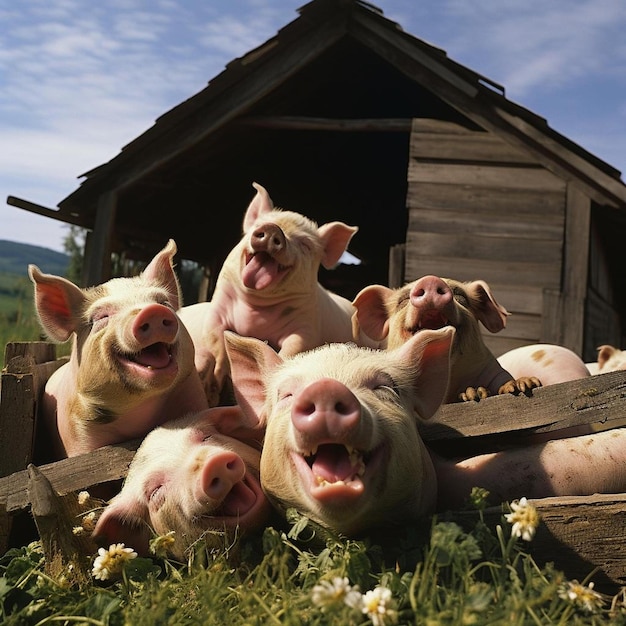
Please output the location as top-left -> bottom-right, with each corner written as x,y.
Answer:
459,387 -> 489,402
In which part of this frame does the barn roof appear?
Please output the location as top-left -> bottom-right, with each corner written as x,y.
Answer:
12,0 -> 626,272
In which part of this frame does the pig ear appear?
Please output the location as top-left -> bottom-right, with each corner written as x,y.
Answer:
597,344 -> 617,368
317,222 -> 358,269
92,503 -> 152,556
352,285 -> 392,342
28,265 -> 86,342
208,405 -> 265,444
465,280 -> 510,333
224,331 -> 283,427
243,182 -> 275,232
142,239 -> 182,310
396,327 -> 455,420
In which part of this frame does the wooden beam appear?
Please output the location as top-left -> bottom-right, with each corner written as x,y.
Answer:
421,369 -> 626,443
6,196 -> 91,228
237,116 -> 412,132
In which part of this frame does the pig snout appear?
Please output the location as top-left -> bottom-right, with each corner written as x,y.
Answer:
132,303 -> 179,346
410,275 -> 453,310
291,379 -> 361,442
198,450 -> 246,502
251,223 -> 286,255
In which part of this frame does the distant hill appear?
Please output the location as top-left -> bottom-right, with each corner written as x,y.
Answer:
0,240 -> 69,276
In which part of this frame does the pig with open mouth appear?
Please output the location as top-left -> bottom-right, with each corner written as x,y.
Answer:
178,182 -> 377,407
352,275 -> 540,402
225,327 -> 453,535
30,239 -> 207,458
93,407 -> 270,559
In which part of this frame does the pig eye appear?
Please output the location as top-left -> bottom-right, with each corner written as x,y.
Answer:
452,287 -> 469,307
148,485 -> 165,509
89,310 -> 110,330
374,384 -> 400,400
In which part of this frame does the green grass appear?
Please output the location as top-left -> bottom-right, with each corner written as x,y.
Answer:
1,503 -> 623,625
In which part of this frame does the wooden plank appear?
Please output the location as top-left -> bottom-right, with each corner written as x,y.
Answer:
405,256 -> 561,290
406,232 -> 562,264
238,116 -> 412,132
483,335 -> 535,357
408,207 -> 562,241
483,312 -> 542,342
454,494 -> 626,591
388,243 -> 405,288
410,128 -> 537,164
407,182 -> 565,217
0,440 -> 140,514
0,344 -> 66,478
421,369 -> 626,442
408,163 -> 566,191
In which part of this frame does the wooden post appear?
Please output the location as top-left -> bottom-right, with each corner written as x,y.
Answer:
85,191 -> 117,286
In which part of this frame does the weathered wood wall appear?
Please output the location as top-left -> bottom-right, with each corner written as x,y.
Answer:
406,118 -> 567,357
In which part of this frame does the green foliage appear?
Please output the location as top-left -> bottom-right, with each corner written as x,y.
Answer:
1,506 -> 625,625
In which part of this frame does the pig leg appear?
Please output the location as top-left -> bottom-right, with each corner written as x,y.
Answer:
432,428 -> 626,510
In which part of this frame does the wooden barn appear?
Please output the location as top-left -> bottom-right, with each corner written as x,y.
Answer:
8,0 -> 626,361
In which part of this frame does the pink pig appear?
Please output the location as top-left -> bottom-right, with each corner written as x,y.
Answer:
497,344 -> 590,385
30,239 -> 208,458
224,330 -> 626,525
93,407 -> 271,559
352,275 -> 540,403
179,182 -> 374,406
225,327 -> 454,536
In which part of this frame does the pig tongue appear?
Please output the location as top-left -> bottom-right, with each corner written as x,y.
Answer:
242,253 -> 278,290
218,480 -> 257,517
311,444 -> 360,484
131,343 -> 171,369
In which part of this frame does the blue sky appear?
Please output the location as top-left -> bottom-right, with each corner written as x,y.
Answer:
1,0 -> 625,253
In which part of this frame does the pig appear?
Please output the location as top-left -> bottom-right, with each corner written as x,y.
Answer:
433,427 -> 626,510
224,327 -> 454,536
92,407 -> 271,559
30,239 -> 208,458
497,344 -> 591,385
224,332 -> 626,532
179,182 -> 376,406
352,275 -> 540,403
586,344 -> 626,375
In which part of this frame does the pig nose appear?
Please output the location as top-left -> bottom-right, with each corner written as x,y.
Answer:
199,451 -> 246,501
251,223 -> 286,255
410,275 -> 452,308
291,378 -> 361,440
132,303 -> 179,344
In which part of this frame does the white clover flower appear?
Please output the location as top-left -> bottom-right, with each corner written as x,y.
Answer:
91,543 -> 137,581
505,497 -> 540,541
149,531 -> 176,558
312,576 -> 363,611
81,511 -> 97,532
362,586 -> 398,626
77,491 -> 90,506
558,580 -> 604,614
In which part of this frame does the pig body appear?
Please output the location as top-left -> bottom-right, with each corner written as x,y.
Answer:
352,275 -> 539,403
179,182 -> 374,406
225,327 -> 454,536
30,240 -> 208,458
497,344 -> 590,386
93,407 -> 271,559
433,428 -> 626,510
586,344 -> 626,375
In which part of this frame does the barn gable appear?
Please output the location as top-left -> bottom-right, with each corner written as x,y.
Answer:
8,0 -> 626,358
